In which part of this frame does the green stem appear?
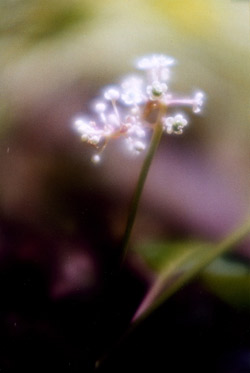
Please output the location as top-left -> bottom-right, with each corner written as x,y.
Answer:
120,120 -> 164,264
95,217 -> 250,370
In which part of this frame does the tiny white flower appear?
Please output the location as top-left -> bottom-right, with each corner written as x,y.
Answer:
125,137 -> 146,155
193,92 -> 204,113
95,102 -> 107,113
104,87 -> 120,101
135,126 -> 146,138
90,135 -> 101,145
134,140 -> 146,152
127,123 -> 146,138
74,118 -> 85,128
91,154 -> 101,164
121,76 -> 145,105
121,91 -> 144,106
74,117 -> 89,132
162,114 -> 188,135
136,54 -> 175,70
131,106 -> 140,115
73,54 -> 205,162
121,76 -> 143,90
147,81 -> 168,100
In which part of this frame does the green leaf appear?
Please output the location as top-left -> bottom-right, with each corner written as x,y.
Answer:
132,240 -> 207,321
132,218 -> 250,323
134,239 -> 206,272
201,258 -> 250,309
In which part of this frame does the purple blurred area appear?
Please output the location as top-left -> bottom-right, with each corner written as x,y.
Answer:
0,0 -> 249,371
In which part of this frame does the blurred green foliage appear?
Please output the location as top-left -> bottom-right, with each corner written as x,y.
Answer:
202,258 -> 250,309
0,0 -> 90,41
135,240 -> 250,312
135,240 -> 204,272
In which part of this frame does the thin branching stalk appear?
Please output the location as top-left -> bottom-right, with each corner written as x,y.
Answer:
120,105 -> 165,264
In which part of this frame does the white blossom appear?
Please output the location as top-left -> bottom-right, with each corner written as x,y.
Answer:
73,54 -> 205,162
120,76 -> 145,105
136,54 -> 175,84
193,92 -> 204,113
95,102 -> 107,113
162,114 -> 188,135
146,81 -> 168,100
91,154 -> 101,164
125,137 -> 146,155
104,87 -> 120,101
136,54 -> 175,70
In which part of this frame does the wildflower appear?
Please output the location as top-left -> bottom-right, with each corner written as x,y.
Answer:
162,114 -> 188,135
135,54 -> 175,70
74,54 -> 205,163
146,81 -> 168,100
91,154 -> 101,164
104,87 -> 120,101
121,76 -> 145,105
193,92 -> 204,113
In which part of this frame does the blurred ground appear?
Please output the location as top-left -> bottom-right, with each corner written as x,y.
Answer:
0,0 -> 249,372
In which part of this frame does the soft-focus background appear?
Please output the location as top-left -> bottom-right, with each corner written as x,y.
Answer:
0,1 -> 249,372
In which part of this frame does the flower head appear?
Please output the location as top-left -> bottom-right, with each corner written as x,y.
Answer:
146,81 -> 168,100
136,54 -> 175,70
193,92 -> 204,113
73,54 -> 205,163
162,114 -> 188,135
104,87 -> 120,101
120,76 -> 145,106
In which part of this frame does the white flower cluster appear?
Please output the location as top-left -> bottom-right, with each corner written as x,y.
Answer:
74,54 -> 204,163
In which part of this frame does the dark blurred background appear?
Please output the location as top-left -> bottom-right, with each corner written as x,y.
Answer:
0,0 -> 249,372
